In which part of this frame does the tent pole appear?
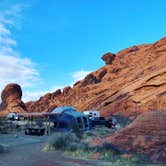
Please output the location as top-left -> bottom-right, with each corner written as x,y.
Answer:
44,117 -> 46,135
48,116 -> 50,135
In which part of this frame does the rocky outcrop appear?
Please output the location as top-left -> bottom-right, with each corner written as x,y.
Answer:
0,83 -> 27,114
0,37 -> 166,116
91,110 -> 166,164
63,86 -> 72,95
52,89 -> 62,98
101,52 -> 116,65
23,37 -> 166,116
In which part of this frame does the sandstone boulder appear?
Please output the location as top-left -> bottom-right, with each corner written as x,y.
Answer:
0,83 -> 27,113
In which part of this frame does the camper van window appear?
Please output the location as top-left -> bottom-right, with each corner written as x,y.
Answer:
89,112 -> 92,117
83,117 -> 88,128
77,117 -> 83,129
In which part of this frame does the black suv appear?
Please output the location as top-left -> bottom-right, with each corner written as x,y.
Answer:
91,117 -> 112,128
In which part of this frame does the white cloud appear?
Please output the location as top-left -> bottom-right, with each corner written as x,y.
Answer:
22,86 -> 65,102
71,70 -> 91,83
0,37 -> 16,46
0,2 -> 67,103
22,70 -> 91,102
0,54 -> 39,89
23,91 -> 47,102
0,3 -> 92,103
0,24 -> 10,35
23,85 -> 65,102
0,3 -> 40,100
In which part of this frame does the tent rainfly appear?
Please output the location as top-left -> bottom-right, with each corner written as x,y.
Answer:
50,106 -> 91,131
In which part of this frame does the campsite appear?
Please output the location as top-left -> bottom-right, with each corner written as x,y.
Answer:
0,107 -> 122,166
0,1 -> 166,165
0,107 -> 159,166
0,106 -> 117,136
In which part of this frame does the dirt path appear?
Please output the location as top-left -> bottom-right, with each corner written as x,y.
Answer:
0,143 -> 100,166
0,135 -> 109,166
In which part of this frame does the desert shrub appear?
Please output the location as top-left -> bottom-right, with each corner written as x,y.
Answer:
95,143 -> 124,155
84,130 -> 95,137
44,132 -> 157,166
91,126 -> 114,137
0,145 -> 4,153
44,131 -> 90,152
0,117 -> 3,124
0,117 -> 5,127
114,114 -> 132,128
72,125 -> 84,140
66,142 -> 89,152
44,132 -> 80,151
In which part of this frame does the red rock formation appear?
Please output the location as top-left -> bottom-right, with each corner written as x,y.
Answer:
63,86 -> 72,95
0,83 -> 27,114
91,110 -> 166,164
0,37 -> 166,116
101,52 -> 116,65
24,37 -> 166,116
52,89 -> 62,98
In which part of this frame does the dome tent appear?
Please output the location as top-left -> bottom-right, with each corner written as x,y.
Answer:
52,106 -> 77,114
50,106 -> 91,131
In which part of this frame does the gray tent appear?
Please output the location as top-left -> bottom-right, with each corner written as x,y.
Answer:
50,106 -> 91,131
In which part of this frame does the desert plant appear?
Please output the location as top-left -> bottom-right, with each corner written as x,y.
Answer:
44,132 -> 159,166
72,124 -> 84,140
91,126 -> 114,137
114,114 -> 132,128
44,131 -> 91,153
95,143 -> 125,155
44,132 -> 80,151
0,145 -> 4,153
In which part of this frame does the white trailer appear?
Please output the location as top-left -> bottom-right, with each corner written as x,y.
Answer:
83,110 -> 100,119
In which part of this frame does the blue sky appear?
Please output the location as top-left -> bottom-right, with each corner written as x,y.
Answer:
0,0 -> 166,101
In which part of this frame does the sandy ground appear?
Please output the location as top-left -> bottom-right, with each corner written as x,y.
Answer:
0,134 -> 109,166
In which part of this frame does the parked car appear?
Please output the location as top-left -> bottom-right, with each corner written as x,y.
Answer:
91,117 -> 112,128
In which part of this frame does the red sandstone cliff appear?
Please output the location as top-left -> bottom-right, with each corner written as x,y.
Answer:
0,37 -> 166,117
25,37 -> 166,117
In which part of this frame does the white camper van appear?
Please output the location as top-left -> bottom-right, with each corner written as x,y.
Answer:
83,110 -> 100,119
